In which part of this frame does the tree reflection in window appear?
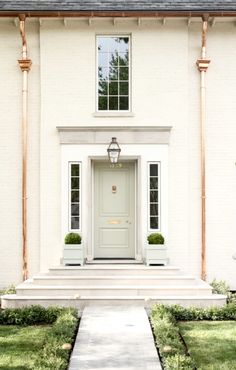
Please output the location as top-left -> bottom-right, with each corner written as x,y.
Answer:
97,36 -> 129,111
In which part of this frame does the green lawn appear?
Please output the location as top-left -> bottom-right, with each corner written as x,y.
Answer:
0,325 -> 51,370
179,321 -> 236,370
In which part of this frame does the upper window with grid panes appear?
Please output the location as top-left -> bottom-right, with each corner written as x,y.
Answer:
97,36 -> 130,111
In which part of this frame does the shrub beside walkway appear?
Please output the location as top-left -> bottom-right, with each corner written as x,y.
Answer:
150,304 -> 236,370
0,306 -> 79,370
69,306 -> 162,370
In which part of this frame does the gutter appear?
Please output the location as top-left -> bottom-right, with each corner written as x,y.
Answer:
0,10 -> 236,18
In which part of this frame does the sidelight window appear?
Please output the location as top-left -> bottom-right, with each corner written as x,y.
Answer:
148,162 -> 160,230
69,162 -> 81,231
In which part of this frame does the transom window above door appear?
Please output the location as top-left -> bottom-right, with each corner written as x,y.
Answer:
97,35 -> 130,111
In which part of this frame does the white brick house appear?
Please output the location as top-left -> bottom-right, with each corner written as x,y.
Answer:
0,1 -> 236,297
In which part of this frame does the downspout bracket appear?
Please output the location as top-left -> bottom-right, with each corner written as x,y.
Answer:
196,58 -> 211,72
18,59 -> 32,72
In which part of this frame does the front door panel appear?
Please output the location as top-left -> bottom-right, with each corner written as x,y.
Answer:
94,162 -> 135,258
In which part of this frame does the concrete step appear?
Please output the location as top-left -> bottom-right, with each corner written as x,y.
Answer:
2,264 -> 226,309
32,275 -> 199,286
48,265 -> 181,276
1,294 -> 227,309
16,284 -> 212,297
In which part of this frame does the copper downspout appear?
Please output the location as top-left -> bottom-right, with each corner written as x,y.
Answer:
196,15 -> 210,281
18,14 -> 32,281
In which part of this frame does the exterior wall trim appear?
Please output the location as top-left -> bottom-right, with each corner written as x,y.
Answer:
57,126 -> 172,145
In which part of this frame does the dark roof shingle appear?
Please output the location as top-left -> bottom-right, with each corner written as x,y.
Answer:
1,0 -> 236,12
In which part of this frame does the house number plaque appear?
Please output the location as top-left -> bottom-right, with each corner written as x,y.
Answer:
110,163 -> 123,168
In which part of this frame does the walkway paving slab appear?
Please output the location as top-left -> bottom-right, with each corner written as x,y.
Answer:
69,305 -> 162,370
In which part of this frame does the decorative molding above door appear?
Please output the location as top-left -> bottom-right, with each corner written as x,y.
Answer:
57,126 -> 172,145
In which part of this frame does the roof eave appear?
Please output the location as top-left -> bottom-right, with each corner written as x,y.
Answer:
0,9 -> 236,18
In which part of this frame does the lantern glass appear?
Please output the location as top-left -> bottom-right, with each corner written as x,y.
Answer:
107,137 -> 121,164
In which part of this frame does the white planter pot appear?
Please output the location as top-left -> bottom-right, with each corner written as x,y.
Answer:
146,244 -> 168,266
63,244 -> 84,266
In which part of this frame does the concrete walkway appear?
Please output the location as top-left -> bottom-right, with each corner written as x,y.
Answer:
69,306 -> 162,370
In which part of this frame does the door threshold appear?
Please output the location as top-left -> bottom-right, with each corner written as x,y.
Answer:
86,259 -> 143,265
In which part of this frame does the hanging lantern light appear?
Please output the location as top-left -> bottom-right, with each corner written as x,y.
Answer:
107,137 -> 121,164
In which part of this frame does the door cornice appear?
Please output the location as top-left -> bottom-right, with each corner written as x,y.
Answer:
56,126 -> 172,145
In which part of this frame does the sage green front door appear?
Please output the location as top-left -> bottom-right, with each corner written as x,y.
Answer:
94,162 -> 135,258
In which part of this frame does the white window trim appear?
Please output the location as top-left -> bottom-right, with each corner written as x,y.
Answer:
147,162 -> 161,232
93,112 -> 134,117
68,162 -> 82,232
96,34 -> 131,113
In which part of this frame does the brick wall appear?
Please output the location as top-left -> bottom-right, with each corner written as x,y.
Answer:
0,18 -> 235,288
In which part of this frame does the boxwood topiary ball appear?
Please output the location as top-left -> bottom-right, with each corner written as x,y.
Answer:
65,232 -> 82,244
147,233 -> 164,245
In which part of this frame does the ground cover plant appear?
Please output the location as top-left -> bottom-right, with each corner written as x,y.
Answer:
179,321 -> 236,370
0,305 -> 79,370
0,325 -> 51,369
150,303 -> 236,370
